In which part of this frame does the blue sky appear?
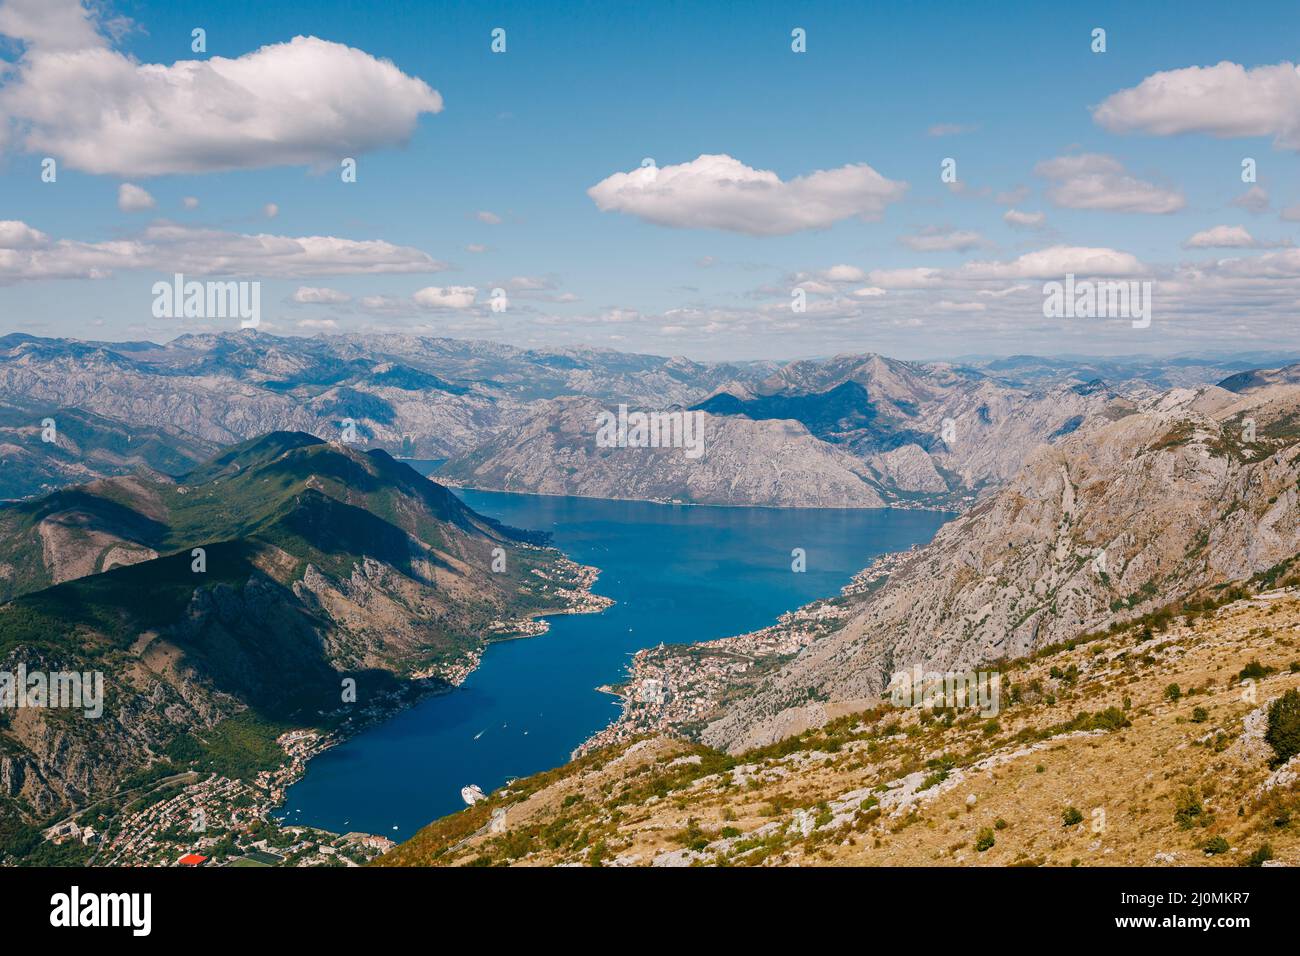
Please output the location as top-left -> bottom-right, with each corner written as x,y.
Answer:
2,0 -> 1300,360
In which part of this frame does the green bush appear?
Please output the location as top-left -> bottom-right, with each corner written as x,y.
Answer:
1203,836 -> 1230,856
1238,660 -> 1273,681
1061,807 -> 1084,827
1191,707 -> 1209,724
1174,787 -> 1203,830
1245,843 -> 1273,867
975,827 -> 995,852
1164,683 -> 1181,702
1265,688 -> 1300,767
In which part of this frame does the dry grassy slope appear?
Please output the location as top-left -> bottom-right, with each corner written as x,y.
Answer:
382,588 -> 1300,867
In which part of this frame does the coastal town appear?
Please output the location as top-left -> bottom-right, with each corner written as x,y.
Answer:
42,726 -> 398,868
574,548 -> 921,757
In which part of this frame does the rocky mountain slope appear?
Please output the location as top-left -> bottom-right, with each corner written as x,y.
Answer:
381,586 -> 1300,867
441,354 -> 1127,508
0,399 -> 214,501
436,396 -> 889,508
584,380 -> 1300,754
699,354 -> 1127,503
0,432 -> 605,857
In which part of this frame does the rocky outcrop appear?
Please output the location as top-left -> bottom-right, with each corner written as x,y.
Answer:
437,397 -> 889,508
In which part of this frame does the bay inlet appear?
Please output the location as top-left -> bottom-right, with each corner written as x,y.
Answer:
277,486 -> 951,837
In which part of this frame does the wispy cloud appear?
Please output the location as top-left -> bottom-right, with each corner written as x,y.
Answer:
1034,153 -> 1184,214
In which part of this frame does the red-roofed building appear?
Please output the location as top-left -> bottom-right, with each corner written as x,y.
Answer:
178,853 -> 208,866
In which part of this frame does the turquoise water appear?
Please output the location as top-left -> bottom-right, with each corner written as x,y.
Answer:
277,488 -> 950,837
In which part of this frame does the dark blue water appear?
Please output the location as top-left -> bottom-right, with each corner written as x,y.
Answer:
277,488 -> 950,837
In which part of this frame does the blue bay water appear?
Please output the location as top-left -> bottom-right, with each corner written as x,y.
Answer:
277,486 -> 951,837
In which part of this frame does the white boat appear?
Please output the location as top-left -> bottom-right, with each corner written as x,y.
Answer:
461,784 -> 487,806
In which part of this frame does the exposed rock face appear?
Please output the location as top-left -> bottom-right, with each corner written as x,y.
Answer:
694,354 -> 1128,505
1218,360 -> 1300,394
437,397 -> 887,508
697,382 -> 1300,752
442,357 -> 1126,508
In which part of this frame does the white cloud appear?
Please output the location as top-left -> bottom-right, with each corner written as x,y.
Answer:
820,264 -> 867,282
292,286 -> 352,304
587,153 -> 908,236
961,245 -> 1146,279
412,286 -> 477,310
500,275 -> 555,292
0,0 -> 102,51
476,211 -> 502,225
117,183 -> 155,212
1231,185 -> 1269,214
182,196 -> 199,210
1196,248 -> 1300,279
0,17 -> 443,176
1034,154 -> 1184,214
900,227 -> 983,252
0,220 -> 49,247
263,203 -> 279,219
1183,225 -> 1258,249
0,219 -> 448,282
297,317 -> 338,330
1003,208 -> 1046,229
490,275 -> 576,302
936,300 -> 986,313
465,243 -> 489,253
865,267 -> 944,290
1093,61 -> 1300,149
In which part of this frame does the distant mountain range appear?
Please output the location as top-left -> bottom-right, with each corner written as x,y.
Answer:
440,353 -> 1131,507
1,332 -> 1289,508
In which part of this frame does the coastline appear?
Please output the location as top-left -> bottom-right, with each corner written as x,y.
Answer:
260,554 -> 615,840
572,546 -> 922,759
440,478 -> 966,514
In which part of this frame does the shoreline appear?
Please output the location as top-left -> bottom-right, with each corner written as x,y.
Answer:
262,554 -> 615,834
441,479 -> 965,515
572,546 -> 923,759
